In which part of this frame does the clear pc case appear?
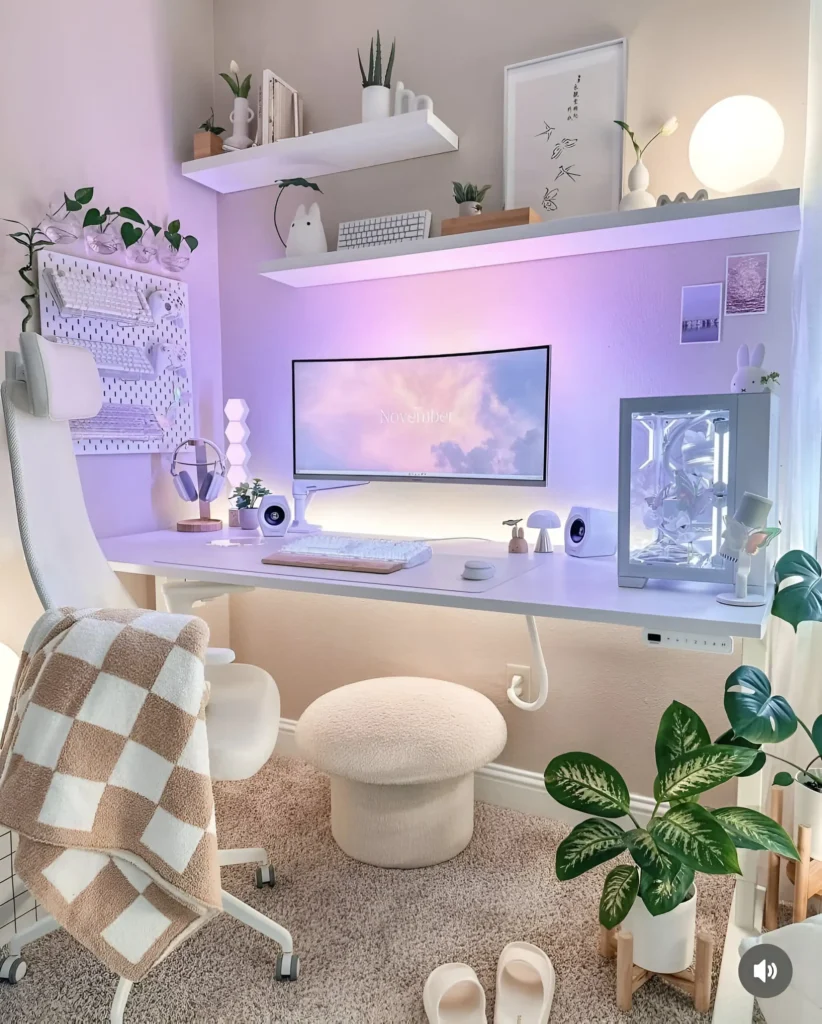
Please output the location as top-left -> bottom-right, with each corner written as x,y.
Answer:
617,393 -> 779,589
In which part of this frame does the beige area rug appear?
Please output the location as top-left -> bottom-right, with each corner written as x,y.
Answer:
3,755 -> 734,1023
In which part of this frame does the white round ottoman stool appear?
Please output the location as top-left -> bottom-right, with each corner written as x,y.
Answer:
296,677 -> 507,868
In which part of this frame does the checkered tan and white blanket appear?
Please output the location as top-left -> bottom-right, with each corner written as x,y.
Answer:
0,607 -> 223,981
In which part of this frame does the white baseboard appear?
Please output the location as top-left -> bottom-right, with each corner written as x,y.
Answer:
276,718 -> 656,827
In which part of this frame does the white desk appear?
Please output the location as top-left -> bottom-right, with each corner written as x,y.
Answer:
101,528 -> 770,639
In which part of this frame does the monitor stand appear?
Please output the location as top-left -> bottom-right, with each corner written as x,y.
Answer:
289,480 -> 368,534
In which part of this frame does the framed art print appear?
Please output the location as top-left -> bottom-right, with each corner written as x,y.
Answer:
725,252 -> 769,315
504,39 -> 626,219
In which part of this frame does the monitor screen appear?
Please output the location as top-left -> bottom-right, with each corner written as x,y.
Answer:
292,345 -> 550,484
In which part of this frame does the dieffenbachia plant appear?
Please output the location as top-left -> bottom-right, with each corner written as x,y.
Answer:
720,549 -> 822,792
545,700 -> 798,929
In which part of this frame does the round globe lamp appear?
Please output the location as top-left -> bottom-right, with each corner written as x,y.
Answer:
689,96 -> 784,194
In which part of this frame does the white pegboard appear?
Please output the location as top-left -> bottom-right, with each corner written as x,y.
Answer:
37,250 -> 194,454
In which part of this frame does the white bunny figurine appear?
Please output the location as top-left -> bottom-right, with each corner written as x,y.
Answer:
730,342 -> 767,394
286,202 -> 328,258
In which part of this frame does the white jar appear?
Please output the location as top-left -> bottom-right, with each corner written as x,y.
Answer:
622,886 -> 697,974
362,85 -> 391,122
794,773 -> 822,860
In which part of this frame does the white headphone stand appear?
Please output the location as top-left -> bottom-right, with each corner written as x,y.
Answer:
177,440 -> 222,533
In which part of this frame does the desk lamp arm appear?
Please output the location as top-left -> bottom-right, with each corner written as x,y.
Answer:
507,615 -> 549,711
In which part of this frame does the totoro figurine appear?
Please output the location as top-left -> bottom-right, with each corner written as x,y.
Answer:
286,202 -> 328,258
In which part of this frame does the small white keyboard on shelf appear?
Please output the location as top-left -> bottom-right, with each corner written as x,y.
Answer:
53,337 -> 156,381
46,267 -> 152,323
262,534 -> 433,574
71,403 -> 165,442
337,210 -> 432,251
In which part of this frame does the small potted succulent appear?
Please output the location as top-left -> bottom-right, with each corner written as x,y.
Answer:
194,108 -> 225,159
720,549 -> 822,859
452,182 -> 491,217
231,478 -> 272,530
545,700 -> 796,976
358,31 -> 396,122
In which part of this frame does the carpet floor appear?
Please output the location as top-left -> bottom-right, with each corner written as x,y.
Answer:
3,755 -> 734,1023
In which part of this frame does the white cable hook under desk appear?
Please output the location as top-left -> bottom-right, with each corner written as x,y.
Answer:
507,615 -> 549,711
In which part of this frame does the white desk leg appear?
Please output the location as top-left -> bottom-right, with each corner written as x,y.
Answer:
733,634 -> 768,930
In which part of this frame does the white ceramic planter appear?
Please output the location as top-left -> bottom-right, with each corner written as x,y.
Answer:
794,774 -> 822,860
238,507 -> 259,530
622,887 -> 697,974
619,158 -> 656,211
225,96 -> 254,150
458,202 -> 482,217
362,85 -> 391,122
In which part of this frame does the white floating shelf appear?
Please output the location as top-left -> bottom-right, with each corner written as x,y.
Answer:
182,109 -> 458,194
259,189 -> 800,288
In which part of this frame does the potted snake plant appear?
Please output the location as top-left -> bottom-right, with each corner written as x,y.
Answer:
720,549 -> 822,858
545,700 -> 797,975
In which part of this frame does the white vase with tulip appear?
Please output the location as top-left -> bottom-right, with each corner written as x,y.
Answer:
221,60 -> 254,150
616,116 -> 679,212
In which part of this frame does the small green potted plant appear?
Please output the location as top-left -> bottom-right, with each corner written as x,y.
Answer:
194,108 -> 225,159
719,549 -> 822,859
358,31 -> 396,122
231,478 -> 272,530
452,182 -> 491,217
545,700 -> 796,975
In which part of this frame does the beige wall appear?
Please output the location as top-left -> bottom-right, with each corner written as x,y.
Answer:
0,0 -> 221,651
213,0 -> 807,795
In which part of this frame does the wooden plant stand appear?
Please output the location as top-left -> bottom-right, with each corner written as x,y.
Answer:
599,925 -> 714,1013
764,785 -> 821,928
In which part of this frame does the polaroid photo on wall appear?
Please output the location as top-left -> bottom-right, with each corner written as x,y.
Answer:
680,283 -> 722,344
725,252 -> 769,316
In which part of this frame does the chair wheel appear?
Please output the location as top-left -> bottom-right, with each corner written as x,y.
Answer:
0,955 -> 27,984
275,952 -> 299,981
255,864 -> 276,888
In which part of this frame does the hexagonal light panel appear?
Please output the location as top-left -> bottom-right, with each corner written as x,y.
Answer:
225,420 -> 250,444
224,398 -> 249,421
226,443 -> 250,468
227,465 -> 248,487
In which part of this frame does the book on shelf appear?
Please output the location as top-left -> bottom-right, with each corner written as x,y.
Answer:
261,68 -> 302,144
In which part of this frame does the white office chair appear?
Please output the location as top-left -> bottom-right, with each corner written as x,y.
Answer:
0,334 -> 298,1021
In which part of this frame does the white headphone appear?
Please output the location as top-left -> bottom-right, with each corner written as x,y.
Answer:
171,438 -> 226,503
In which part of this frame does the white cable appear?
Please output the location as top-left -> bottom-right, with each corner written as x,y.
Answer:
507,615 -> 549,711
423,536 -> 497,543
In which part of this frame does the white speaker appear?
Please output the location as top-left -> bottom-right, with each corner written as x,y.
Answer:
564,507 -> 618,558
258,495 -> 292,536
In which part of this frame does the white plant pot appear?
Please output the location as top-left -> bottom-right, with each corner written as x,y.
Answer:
458,202 -> 482,217
362,85 -> 391,122
622,886 -> 697,974
794,774 -> 822,860
619,158 -> 657,211
224,96 -> 254,150
238,507 -> 259,530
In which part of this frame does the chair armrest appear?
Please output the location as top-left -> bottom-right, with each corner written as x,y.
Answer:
206,647 -> 236,666
161,580 -> 253,615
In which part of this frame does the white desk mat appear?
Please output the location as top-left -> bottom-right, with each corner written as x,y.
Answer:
155,543 -> 546,594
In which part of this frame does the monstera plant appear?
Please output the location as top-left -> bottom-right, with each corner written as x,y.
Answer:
545,701 -> 798,930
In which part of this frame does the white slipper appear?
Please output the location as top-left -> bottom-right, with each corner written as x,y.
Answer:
494,942 -> 555,1024
424,962 -> 487,1023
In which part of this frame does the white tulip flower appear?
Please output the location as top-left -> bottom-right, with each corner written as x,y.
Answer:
229,60 -> 240,75
661,116 -> 679,136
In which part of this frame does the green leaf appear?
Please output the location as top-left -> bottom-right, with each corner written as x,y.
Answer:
147,221 -> 161,236
120,222 -> 143,248
384,39 -> 396,90
276,177 -> 323,192
713,728 -> 766,778
810,715 -> 822,761
82,207 -> 104,227
374,30 -> 382,85
624,828 -> 672,878
164,231 -> 182,251
654,744 -> 758,803
74,187 -> 94,205
772,550 -> 822,631
773,771 -> 794,787
556,819 -> 626,881
640,862 -> 694,916
614,120 -> 631,131
545,752 -> 630,818
711,807 -> 799,859
599,865 -> 639,929
167,219 -> 180,234
64,192 -> 82,212
119,206 -> 144,224
655,701 -> 711,774
184,235 -> 198,252
239,73 -> 252,98
650,802 -> 741,875
724,666 -> 797,744
357,49 -> 368,88
220,71 -> 240,96
368,37 -> 374,85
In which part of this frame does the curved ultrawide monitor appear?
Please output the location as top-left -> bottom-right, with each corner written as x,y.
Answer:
292,345 -> 550,485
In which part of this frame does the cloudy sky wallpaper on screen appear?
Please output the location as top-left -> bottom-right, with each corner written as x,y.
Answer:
293,347 -> 549,480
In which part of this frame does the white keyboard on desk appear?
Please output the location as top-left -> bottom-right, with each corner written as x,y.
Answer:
262,534 -> 432,573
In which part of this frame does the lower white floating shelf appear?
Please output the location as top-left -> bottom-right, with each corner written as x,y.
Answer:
259,189 -> 800,288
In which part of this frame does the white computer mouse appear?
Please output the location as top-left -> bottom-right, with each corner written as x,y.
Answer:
462,560 -> 495,581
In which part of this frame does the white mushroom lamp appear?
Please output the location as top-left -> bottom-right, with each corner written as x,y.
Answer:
527,510 -> 561,553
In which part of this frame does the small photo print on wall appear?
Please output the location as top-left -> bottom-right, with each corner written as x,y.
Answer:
681,283 -> 722,344
725,252 -> 769,315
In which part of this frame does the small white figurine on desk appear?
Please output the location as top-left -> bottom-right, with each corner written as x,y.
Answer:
286,203 -> 328,258
527,510 -> 561,552
730,342 -> 768,393
717,491 -> 780,606
504,519 -> 528,554
393,81 -> 434,116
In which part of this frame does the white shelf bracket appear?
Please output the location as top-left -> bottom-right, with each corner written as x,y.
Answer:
507,615 -> 549,711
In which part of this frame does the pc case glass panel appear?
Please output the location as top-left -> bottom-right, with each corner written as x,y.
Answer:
628,406 -> 730,575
